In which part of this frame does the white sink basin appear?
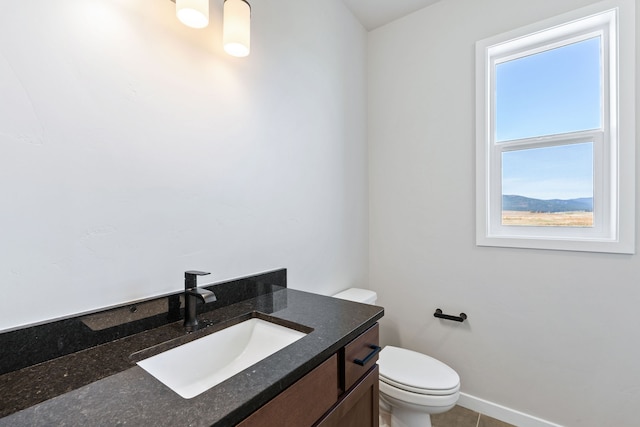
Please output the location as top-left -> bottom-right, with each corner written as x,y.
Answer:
137,318 -> 307,398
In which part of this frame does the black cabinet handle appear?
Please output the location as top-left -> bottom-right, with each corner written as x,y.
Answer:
353,344 -> 382,366
434,308 -> 467,322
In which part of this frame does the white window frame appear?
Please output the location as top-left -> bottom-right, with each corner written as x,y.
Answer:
475,0 -> 635,254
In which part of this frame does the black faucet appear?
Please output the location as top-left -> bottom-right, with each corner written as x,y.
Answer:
184,270 -> 217,332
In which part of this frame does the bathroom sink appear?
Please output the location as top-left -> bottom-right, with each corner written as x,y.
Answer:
137,317 -> 307,398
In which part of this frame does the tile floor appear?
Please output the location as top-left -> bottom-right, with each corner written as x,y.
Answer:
381,405 -> 517,427
432,405 -> 516,427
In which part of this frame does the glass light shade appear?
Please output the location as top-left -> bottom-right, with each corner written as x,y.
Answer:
176,0 -> 209,29
223,0 -> 251,57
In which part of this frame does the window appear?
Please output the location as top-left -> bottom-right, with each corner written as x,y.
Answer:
476,0 -> 635,253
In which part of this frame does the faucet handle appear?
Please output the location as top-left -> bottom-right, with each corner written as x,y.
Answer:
184,270 -> 211,289
185,270 -> 210,277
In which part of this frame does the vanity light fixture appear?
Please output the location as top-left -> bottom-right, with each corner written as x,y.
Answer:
171,0 -> 251,58
223,0 -> 251,57
175,0 -> 209,29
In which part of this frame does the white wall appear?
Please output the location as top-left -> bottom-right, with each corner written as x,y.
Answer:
368,0 -> 639,426
0,0 -> 368,331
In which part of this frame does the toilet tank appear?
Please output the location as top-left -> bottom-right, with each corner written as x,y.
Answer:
332,288 -> 377,305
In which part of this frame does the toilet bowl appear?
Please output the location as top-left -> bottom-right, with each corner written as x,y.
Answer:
333,288 -> 460,427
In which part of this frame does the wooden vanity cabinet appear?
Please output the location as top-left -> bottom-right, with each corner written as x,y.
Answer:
237,354 -> 339,427
315,365 -> 379,427
318,323 -> 380,427
238,323 -> 380,427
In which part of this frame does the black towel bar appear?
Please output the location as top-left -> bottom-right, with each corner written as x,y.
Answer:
434,309 -> 467,322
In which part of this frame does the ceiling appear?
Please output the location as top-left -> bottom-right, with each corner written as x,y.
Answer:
341,0 -> 442,31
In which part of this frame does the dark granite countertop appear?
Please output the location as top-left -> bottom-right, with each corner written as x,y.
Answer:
0,270 -> 383,427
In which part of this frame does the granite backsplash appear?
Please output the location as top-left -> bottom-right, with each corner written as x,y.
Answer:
0,269 -> 287,376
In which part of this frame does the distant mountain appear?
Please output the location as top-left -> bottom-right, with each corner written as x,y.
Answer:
503,195 -> 593,213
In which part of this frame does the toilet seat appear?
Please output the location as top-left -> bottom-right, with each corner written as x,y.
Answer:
378,346 -> 460,396
379,380 -> 460,409
380,375 -> 459,396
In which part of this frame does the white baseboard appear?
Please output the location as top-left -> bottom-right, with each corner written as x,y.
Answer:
457,393 -> 565,427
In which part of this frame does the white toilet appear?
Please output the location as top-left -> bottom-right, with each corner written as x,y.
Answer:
333,288 -> 460,427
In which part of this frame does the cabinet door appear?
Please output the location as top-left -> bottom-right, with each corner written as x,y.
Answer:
238,354 -> 338,427
315,365 -> 379,427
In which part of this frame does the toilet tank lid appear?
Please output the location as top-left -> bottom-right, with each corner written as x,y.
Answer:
332,288 -> 377,304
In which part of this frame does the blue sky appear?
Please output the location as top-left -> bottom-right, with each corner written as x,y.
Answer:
502,142 -> 593,200
496,36 -> 600,200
